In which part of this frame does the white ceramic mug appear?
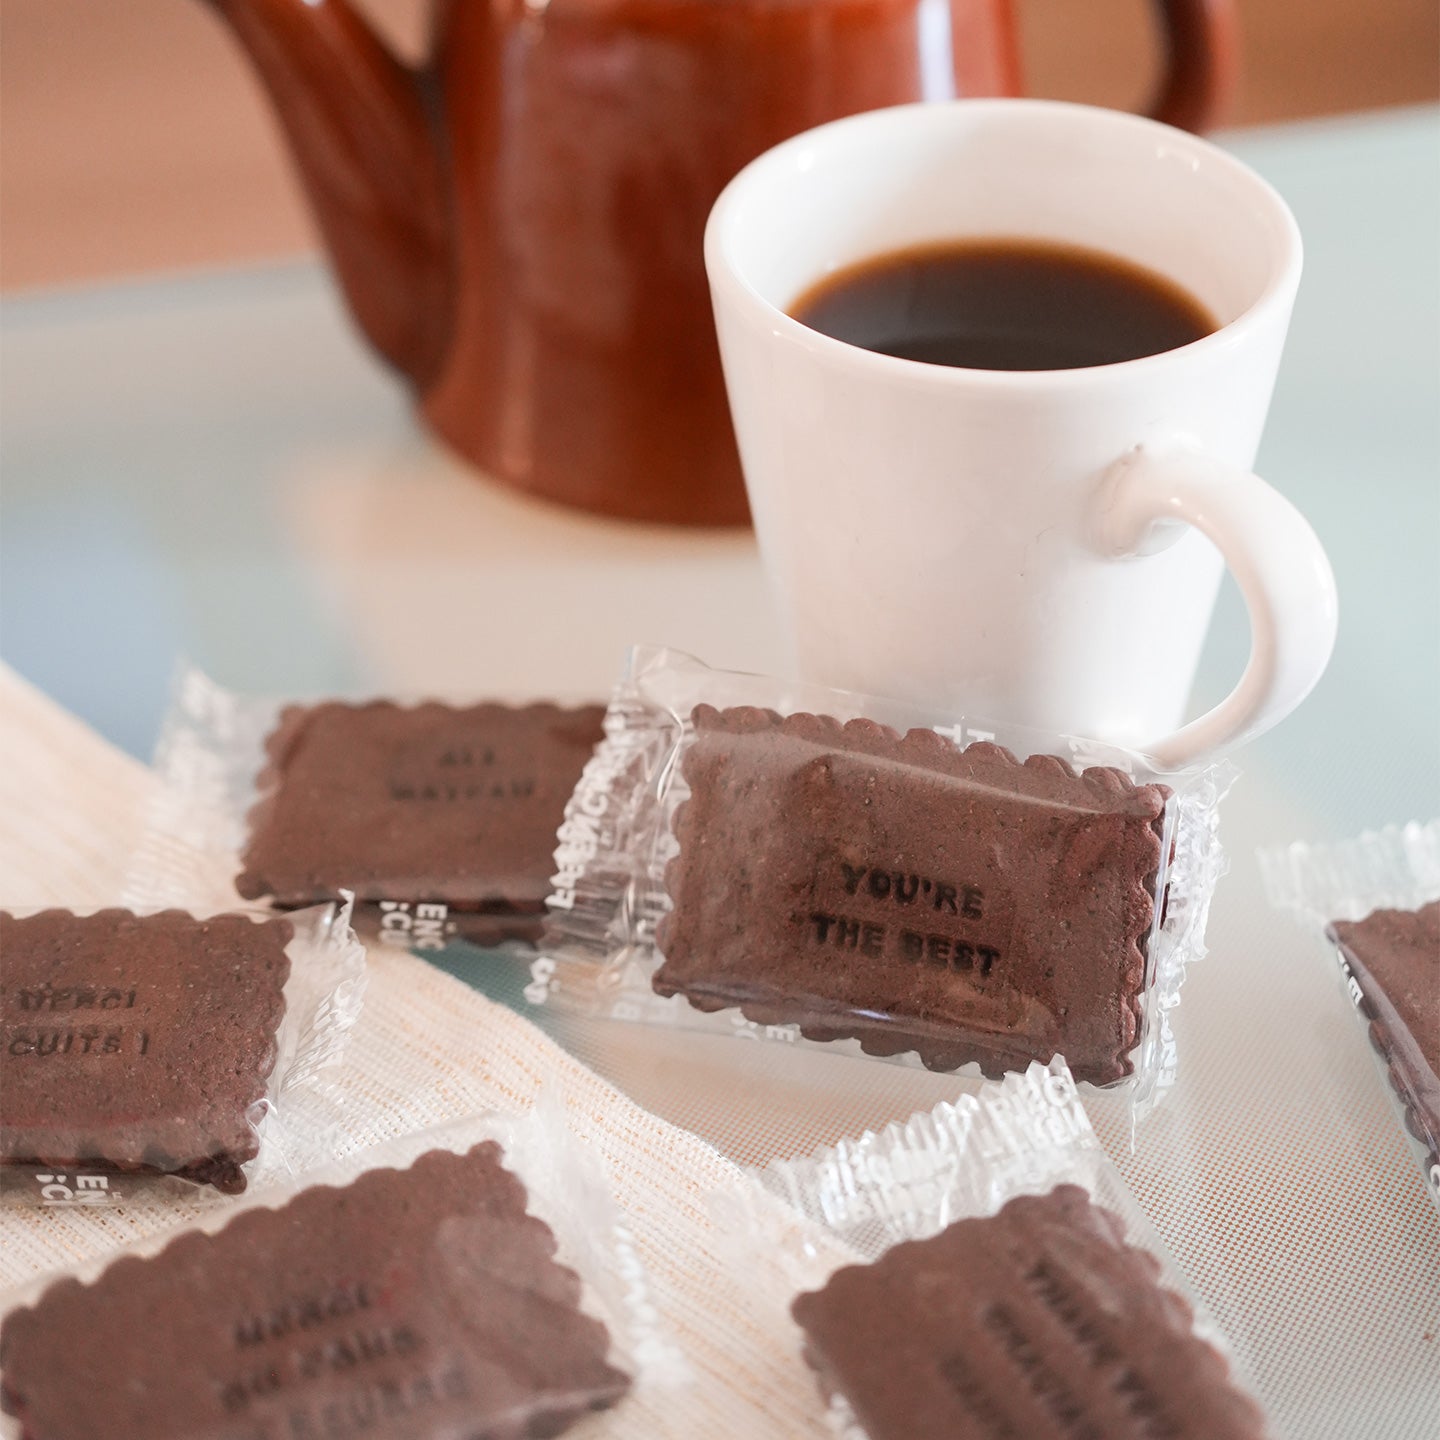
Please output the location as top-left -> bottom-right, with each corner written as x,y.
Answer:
705,99 -> 1337,768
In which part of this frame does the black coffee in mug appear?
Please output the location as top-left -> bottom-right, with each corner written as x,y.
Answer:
790,238 -> 1217,371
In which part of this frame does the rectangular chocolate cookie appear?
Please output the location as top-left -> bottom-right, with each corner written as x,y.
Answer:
237,701 -> 606,920
0,1142 -> 631,1440
1328,900 -> 1440,1184
0,909 -> 291,1193
654,707 -> 1168,1084
792,1185 -> 1269,1440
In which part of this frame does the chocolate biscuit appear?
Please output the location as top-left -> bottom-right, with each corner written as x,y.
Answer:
654,707 -> 1168,1083
237,701 -> 606,913
0,1142 -> 631,1440
792,1185 -> 1269,1440
1328,900 -> 1440,1160
0,909 -> 291,1193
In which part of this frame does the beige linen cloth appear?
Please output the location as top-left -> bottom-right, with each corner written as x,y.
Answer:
0,662 -> 838,1438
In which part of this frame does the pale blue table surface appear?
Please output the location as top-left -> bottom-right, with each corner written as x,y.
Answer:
3,106 -> 1436,841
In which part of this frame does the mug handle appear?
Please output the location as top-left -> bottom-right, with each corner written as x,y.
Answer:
1093,445 -> 1338,770
1146,0 -> 1240,133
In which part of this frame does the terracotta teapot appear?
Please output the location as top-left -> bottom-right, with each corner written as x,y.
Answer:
202,0 -> 1236,525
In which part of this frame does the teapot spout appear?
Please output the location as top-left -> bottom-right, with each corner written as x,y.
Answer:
202,0 -> 450,385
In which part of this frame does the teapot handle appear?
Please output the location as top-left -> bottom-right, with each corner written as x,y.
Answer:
1147,0 -> 1239,132
198,0 -> 450,383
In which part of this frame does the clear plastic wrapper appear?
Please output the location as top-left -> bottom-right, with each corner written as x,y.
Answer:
0,902 -> 366,1206
0,1104 -> 679,1438
535,646 -> 1233,1120
714,1059 -> 1270,1440
142,666 -> 606,951
1260,819 -> 1440,1210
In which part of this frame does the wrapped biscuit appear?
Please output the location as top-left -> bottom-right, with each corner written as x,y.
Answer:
534,646 -> 1233,1119
1262,819 -> 1440,1211
0,903 -> 364,1204
0,1107 -> 675,1438
142,667 -> 606,951
720,1060 -> 1271,1439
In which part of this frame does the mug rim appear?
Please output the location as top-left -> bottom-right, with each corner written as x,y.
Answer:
704,98 -> 1304,389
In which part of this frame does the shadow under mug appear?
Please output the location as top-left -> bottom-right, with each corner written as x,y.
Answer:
705,99 -> 1338,768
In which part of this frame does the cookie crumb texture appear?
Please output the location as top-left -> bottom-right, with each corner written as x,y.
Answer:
238,700 -> 606,911
793,1185 -> 1270,1440
0,1143 -> 631,1440
656,708 -> 1168,1083
0,909 -> 292,1192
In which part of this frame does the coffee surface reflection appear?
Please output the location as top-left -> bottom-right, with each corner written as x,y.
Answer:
792,240 -> 1217,371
